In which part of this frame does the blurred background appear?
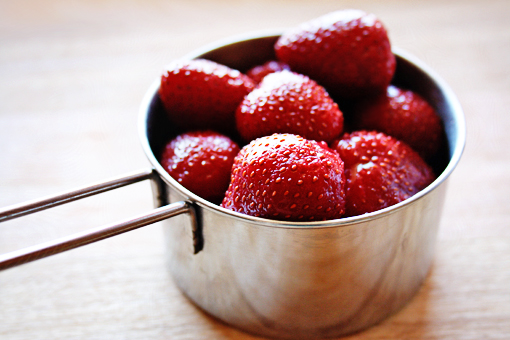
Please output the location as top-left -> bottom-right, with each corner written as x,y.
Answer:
1,0 -> 509,339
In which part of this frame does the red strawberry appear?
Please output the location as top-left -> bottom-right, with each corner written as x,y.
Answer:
246,60 -> 291,84
353,85 -> 443,160
159,59 -> 255,135
160,130 -> 240,204
331,131 -> 435,217
275,9 -> 395,99
221,133 -> 346,221
235,70 -> 344,143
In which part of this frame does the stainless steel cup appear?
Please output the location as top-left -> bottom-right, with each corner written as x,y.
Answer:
0,31 -> 465,339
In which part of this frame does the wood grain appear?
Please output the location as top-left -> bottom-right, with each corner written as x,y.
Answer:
1,0 -> 509,339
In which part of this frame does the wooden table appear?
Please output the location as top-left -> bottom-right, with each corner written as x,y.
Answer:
1,0 -> 509,338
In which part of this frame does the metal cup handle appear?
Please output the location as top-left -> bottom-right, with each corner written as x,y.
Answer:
0,169 -> 197,271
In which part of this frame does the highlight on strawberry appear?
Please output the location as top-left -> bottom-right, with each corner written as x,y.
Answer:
159,58 -> 255,135
331,131 -> 435,217
160,131 -> 240,204
236,70 -> 344,144
274,9 -> 396,99
221,133 -> 346,221
351,85 -> 444,161
246,60 -> 291,84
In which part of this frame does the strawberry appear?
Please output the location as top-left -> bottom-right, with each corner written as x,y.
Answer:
246,60 -> 291,84
160,130 -> 240,204
235,70 -> 344,144
331,131 -> 435,217
274,9 -> 396,99
159,58 -> 255,135
221,133 -> 346,221
353,85 -> 443,160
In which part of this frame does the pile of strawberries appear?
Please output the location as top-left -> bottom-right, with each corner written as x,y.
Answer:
158,9 -> 443,221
